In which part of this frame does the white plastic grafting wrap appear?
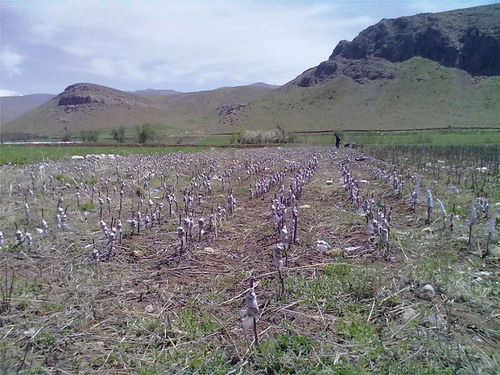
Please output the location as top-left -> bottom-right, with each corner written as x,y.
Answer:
242,288 -> 259,330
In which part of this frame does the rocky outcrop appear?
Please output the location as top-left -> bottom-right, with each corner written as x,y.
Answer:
55,83 -> 148,113
58,95 -> 91,106
217,103 -> 247,126
331,6 -> 500,76
297,57 -> 397,86
458,26 -> 500,75
296,4 -> 500,86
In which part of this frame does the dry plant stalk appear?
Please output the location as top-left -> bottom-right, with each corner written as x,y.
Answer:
0,261 -> 15,314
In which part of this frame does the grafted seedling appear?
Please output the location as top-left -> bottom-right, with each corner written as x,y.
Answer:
14,224 -> 23,247
274,243 -> 285,297
410,183 -> 419,213
436,198 -> 447,229
198,218 -> 205,241
241,279 -> 259,346
467,203 -> 476,248
177,226 -> 186,256
425,186 -> 433,225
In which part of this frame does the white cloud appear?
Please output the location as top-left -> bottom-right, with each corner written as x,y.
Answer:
0,89 -> 21,97
406,0 -> 494,13
0,47 -> 24,76
10,0 -> 370,88
2,0 -> 495,93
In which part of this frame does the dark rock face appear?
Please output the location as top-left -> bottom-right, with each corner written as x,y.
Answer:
297,57 -> 396,86
54,83 -> 147,113
332,20 -> 462,67
58,95 -> 92,106
459,27 -> 500,75
217,103 -> 247,126
329,5 -> 500,77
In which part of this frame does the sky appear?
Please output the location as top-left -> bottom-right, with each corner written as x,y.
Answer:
0,0 -> 496,96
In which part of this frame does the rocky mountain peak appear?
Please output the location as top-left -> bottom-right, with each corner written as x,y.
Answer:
330,4 -> 500,76
295,4 -> 500,87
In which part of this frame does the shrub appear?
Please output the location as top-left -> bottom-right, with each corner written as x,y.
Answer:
240,129 -> 285,144
136,123 -> 155,144
235,124 -> 296,145
80,130 -> 100,143
231,128 -> 245,144
111,126 -> 126,144
61,130 -> 72,142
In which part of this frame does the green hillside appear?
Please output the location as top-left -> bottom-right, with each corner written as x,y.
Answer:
236,57 -> 500,131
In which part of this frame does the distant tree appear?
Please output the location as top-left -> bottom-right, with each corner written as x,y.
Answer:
231,127 -> 245,144
61,130 -> 72,142
285,132 -> 298,144
136,123 -> 155,144
80,130 -> 100,143
276,123 -> 287,143
111,126 -> 126,144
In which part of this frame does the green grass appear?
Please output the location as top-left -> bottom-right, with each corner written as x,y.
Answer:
195,135 -> 233,146
344,129 -> 500,145
0,145 -> 209,165
239,57 -> 500,131
45,122 -> 187,144
298,129 -> 500,146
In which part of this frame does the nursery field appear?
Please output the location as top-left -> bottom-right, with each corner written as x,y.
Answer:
0,145 -> 498,374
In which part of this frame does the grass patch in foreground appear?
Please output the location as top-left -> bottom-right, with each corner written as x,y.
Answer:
0,145 -> 209,165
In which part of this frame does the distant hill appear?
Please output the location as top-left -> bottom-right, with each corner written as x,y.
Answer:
0,94 -> 55,124
1,82 -> 276,139
235,4 -> 500,131
132,89 -> 181,96
249,82 -> 280,89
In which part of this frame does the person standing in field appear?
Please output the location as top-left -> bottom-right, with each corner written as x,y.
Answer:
335,133 -> 341,148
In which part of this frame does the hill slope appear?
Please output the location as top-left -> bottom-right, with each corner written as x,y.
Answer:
0,94 -> 55,124
235,4 -> 500,131
1,83 -> 276,139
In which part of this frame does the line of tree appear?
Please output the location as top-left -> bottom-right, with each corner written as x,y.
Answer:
110,123 -> 156,144
231,124 -> 297,145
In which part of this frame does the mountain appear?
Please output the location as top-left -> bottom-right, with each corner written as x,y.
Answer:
297,3 -> 500,87
234,4 -> 500,131
132,89 -> 181,96
1,82 -> 276,139
0,94 -> 55,124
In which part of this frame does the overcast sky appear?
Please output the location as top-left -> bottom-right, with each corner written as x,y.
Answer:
0,0 -> 496,96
